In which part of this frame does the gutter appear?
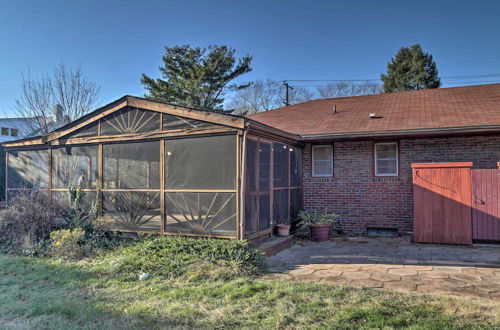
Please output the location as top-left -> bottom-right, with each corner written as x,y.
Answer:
299,125 -> 500,142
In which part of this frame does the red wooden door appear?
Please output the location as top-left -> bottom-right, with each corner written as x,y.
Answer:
472,170 -> 500,242
412,163 -> 473,245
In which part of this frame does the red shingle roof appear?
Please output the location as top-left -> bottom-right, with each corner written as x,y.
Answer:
247,83 -> 500,136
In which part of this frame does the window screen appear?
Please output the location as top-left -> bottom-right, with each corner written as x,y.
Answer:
101,107 -> 160,135
7,149 -> 49,188
103,141 -> 160,189
259,194 -> 271,231
165,134 -> 236,190
52,145 -> 98,188
312,145 -> 333,177
273,143 -> 289,187
52,190 -> 97,213
245,194 -> 258,234
273,189 -> 289,224
67,122 -> 99,138
259,142 -> 271,192
245,139 -> 258,192
290,147 -> 302,187
290,188 -> 303,220
102,191 -> 161,232
163,114 -> 213,131
375,143 -> 398,176
165,192 -> 237,236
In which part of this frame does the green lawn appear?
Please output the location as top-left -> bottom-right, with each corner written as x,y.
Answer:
0,254 -> 499,329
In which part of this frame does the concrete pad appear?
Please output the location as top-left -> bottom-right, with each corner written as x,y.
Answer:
417,284 -> 452,294
288,268 -> 316,276
351,279 -> 384,288
450,273 -> 483,282
341,271 -> 371,280
360,265 -> 390,273
303,263 -> 335,270
432,266 -> 463,273
370,273 -> 401,282
403,265 -> 433,271
333,264 -> 361,272
401,275 -> 433,285
388,268 -> 418,276
384,281 -> 417,291
418,271 -> 450,279
314,269 -> 343,277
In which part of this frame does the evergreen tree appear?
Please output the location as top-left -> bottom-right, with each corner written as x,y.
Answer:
141,45 -> 252,110
381,44 -> 441,93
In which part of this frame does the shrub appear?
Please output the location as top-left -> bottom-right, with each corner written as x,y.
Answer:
0,190 -> 66,253
49,229 -> 90,260
92,235 -> 265,281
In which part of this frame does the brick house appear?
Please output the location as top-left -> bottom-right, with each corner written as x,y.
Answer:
248,83 -> 500,236
4,84 -> 500,241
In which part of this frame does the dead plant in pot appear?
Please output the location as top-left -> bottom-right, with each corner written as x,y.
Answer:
275,219 -> 291,237
298,209 -> 340,242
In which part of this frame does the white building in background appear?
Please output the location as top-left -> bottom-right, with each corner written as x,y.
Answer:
0,117 -> 39,143
0,105 -> 70,143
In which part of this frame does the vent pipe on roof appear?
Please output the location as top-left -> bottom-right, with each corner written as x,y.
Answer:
369,113 -> 377,118
333,104 -> 337,114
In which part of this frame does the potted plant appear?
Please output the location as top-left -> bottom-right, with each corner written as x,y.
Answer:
276,221 -> 291,237
298,209 -> 339,242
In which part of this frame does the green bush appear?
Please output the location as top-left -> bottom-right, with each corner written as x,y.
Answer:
92,235 -> 265,281
49,229 -> 90,260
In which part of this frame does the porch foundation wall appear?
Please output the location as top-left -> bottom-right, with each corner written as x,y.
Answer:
302,134 -> 500,235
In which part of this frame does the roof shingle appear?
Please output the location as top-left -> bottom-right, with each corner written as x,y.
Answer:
247,83 -> 500,136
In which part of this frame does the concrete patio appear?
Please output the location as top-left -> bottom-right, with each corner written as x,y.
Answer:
264,236 -> 500,300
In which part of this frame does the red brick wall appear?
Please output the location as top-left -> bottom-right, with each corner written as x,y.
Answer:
303,134 -> 500,235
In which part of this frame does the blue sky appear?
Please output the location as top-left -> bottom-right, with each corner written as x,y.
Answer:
0,0 -> 499,115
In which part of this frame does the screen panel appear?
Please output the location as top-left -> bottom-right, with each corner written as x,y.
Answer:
52,190 -> 98,213
102,191 -> 161,232
290,188 -> 303,220
52,145 -> 98,188
244,194 -> 258,234
66,121 -> 99,138
259,142 -> 271,192
101,107 -> 160,135
103,141 -> 160,189
163,114 -> 214,131
165,134 -> 236,190
273,189 -> 289,224
165,192 -> 237,236
273,143 -> 289,188
245,139 -> 258,193
7,149 -> 49,188
259,194 -> 271,231
290,147 -> 303,187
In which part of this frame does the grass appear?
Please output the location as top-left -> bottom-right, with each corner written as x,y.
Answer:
1,254 -> 500,329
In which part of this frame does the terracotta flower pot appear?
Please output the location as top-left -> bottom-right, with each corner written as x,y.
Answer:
309,224 -> 330,242
276,224 -> 291,237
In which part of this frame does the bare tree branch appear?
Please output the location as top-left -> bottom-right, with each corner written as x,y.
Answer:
13,62 -> 101,135
317,81 -> 383,98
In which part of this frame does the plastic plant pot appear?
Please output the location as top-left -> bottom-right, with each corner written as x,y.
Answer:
309,224 -> 330,242
276,224 -> 291,237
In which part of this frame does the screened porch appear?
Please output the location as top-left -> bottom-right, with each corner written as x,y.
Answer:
3,96 -> 303,240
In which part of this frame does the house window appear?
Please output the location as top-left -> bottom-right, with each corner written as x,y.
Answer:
1,127 -> 9,136
10,128 -> 18,137
312,145 -> 333,177
375,142 -> 398,176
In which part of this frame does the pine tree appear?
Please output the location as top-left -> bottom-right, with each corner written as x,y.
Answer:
381,44 -> 441,93
141,45 -> 252,110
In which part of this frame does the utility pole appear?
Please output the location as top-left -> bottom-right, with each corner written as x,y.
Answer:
283,81 -> 294,106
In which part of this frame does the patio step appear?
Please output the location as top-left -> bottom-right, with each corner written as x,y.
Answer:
252,235 -> 293,256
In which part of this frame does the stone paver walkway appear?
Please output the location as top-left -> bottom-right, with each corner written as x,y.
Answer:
265,237 -> 500,299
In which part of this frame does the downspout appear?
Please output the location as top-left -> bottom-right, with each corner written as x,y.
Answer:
239,126 -> 248,240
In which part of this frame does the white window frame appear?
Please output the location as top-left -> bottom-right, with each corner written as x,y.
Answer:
374,142 -> 398,177
312,145 -> 333,177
